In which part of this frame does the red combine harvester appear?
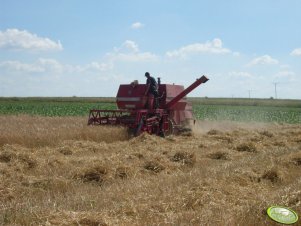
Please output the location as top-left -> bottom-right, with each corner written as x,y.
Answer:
88,75 -> 209,136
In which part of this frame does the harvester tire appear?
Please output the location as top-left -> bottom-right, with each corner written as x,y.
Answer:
135,117 -> 144,136
164,118 -> 174,136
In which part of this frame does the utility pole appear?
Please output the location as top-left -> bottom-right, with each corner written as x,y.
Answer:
248,90 -> 252,99
273,82 -> 278,99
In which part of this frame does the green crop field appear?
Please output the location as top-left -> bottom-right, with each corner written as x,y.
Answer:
0,97 -> 300,123
193,105 -> 301,124
0,98 -> 116,116
191,98 -> 301,124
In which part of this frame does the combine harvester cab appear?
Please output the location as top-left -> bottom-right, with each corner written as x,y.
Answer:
88,75 -> 209,136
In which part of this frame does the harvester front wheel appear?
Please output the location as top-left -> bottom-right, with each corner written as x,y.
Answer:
164,118 -> 174,136
135,117 -> 145,136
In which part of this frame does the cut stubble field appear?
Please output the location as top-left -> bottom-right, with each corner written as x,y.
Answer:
0,115 -> 301,225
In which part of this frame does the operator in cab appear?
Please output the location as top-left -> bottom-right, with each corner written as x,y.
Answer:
144,72 -> 159,109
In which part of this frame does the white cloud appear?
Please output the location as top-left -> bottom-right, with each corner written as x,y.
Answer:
166,38 -> 231,58
123,40 -> 139,52
0,58 -> 112,74
246,55 -> 278,67
0,39 -> 157,78
37,58 -> 65,73
228,71 -> 254,79
290,48 -> 301,56
85,62 -> 113,72
0,28 -> 63,51
131,22 -> 144,29
107,40 -> 158,62
108,52 -> 158,62
280,64 -> 290,69
0,60 -> 44,73
274,71 -> 296,82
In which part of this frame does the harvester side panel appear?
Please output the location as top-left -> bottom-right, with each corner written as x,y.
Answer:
163,84 -> 187,110
116,85 -> 147,109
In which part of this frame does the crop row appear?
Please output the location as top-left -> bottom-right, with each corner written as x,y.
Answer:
193,105 -> 301,124
0,101 -> 300,124
0,102 -> 116,116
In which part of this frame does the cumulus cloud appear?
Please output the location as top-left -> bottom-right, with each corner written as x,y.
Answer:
228,71 -> 254,79
131,22 -> 144,29
85,62 -> 113,72
280,64 -> 290,69
166,38 -> 231,58
0,28 -> 63,51
107,40 -> 158,62
37,58 -> 66,73
0,58 -> 112,74
274,71 -> 296,82
122,40 -> 139,52
0,60 -> 44,73
0,40 -> 156,77
108,52 -> 158,62
290,48 -> 301,56
246,55 -> 278,67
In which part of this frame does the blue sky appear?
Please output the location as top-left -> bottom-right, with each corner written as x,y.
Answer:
1,0 -> 301,98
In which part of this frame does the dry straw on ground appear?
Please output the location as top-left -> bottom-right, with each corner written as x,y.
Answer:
0,116 -> 301,225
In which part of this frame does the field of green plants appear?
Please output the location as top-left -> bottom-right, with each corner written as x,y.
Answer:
193,105 -> 301,124
0,97 -> 300,123
0,98 -> 116,116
